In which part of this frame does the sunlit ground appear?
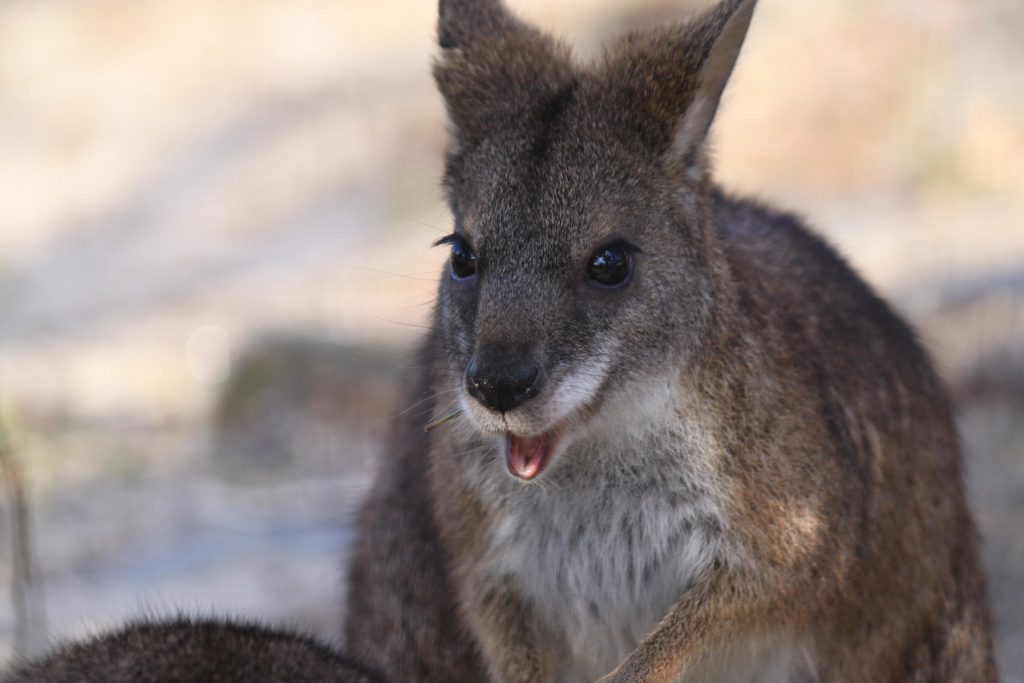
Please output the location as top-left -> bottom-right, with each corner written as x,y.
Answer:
1,0 -> 1022,677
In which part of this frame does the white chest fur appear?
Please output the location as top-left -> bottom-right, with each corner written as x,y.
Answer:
493,482 -> 721,680
464,403 -> 730,683
451,372 -> 819,682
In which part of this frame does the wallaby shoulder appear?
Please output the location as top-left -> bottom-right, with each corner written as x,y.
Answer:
344,332 -> 490,683
711,188 -> 941,395
706,189 -> 996,680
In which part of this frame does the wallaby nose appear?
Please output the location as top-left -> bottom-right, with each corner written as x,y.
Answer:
466,346 -> 543,413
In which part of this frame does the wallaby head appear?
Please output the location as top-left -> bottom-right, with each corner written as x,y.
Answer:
433,0 -> 755,480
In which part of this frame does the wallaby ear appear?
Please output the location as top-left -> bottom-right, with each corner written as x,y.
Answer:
437,0 -> 516,50
603,0 -> 756,175
434,0 -> 575,149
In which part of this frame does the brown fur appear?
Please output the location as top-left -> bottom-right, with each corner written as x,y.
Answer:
4,617 -> 385,683
344,338 -> 490,681
344,1 -> 998,681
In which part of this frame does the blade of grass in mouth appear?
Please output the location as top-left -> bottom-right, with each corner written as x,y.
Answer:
424,406 -> 463,432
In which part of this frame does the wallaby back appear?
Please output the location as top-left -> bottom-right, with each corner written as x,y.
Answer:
5,617 -> 385,683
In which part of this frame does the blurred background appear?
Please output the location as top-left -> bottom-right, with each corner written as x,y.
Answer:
0,0 -> 1021,677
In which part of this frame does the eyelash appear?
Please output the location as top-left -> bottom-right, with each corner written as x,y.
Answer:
433,233 -> 465,248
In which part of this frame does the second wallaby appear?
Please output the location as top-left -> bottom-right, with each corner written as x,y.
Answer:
345,0 -> 998,681
4,617 -> 385,683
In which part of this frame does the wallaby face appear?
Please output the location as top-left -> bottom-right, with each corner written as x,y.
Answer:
345,1 -> 998,681
435,0 -> 749,480
437,126 -> 717,478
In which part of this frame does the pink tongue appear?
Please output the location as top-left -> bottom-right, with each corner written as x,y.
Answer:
507,433 -> 550,481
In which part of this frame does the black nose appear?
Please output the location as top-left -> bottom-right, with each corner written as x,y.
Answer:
466,346 -> 543,413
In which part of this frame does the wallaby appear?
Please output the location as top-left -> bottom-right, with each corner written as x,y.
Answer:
4,617 -> 385,683
344,0 -> 998,681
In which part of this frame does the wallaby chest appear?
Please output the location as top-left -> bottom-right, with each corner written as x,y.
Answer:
455,409 -> 728,682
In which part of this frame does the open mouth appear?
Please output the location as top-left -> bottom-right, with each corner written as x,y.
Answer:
505,424 -> 566,481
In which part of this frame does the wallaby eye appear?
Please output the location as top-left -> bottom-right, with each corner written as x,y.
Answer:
449,237 -> 477,280
587,244 -> 632,287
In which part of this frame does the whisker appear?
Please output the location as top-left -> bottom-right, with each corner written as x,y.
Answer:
371,316 -> 433,331
390,388 -> 457,420
399,298 -> 438,310
399,217 -> 450,235
341,266 -> 438,282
